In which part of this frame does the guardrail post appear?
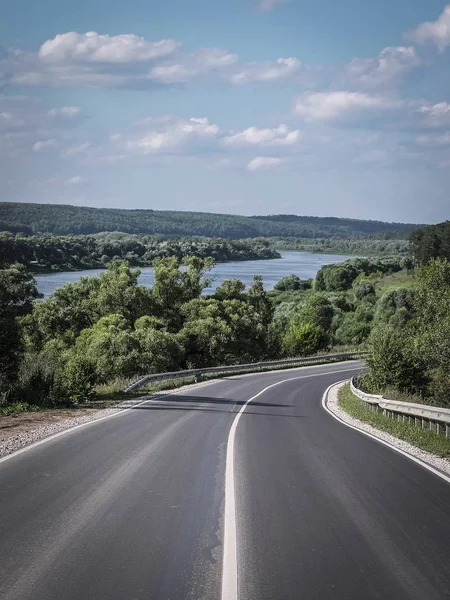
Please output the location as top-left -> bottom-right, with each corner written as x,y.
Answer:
422,418 -> 426,430
415,417 -> 420,427
447,424 -> 450,439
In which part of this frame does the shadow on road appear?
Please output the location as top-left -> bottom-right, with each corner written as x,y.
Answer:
123,395 -> 308,418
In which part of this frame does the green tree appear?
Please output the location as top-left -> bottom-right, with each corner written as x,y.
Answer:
134,318 -> 184,373
274,274 -> 302,292
24,262 -> 153,348
214,278 -> 246,301
366,324 -> 427,395
69,314 -> 141,385
283,321 -> 329,357
152,256 -> 214,328
247,275 -> 274,326
0,264 -> 40,394
298,294 -> 334,331
180,297 -> 266,366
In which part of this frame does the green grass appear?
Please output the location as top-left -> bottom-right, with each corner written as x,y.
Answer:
373,269 -> 417,295
338,384 -> 450,458
0,402 -> 41,416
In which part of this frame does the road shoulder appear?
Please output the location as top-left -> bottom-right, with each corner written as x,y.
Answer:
324,381 -> 450,480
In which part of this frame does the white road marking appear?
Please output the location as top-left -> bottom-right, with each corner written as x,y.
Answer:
322,382 -> 450,486
0,363 -> 360,467
221,367 -> 361,600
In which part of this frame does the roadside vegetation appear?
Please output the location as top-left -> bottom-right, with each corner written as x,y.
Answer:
338,384 -> 450,457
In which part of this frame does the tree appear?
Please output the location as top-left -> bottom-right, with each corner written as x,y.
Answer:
413,259 -> 450,403
134,318 -> 184,373
0,264 -> 40,394
353,279 -> 376,301
247,275 -> 273,326
24,261 -> 154,348
152,256 -> 214,328
297,294 -> 334,331
214,278 -> 246,301
69,314 -> 141,385
274,274 -> 302,292
283,322 -> 329,357
180,297 -> 266,366
366,324 -> 427,395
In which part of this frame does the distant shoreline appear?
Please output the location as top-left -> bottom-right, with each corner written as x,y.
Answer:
28,253 -> 283,275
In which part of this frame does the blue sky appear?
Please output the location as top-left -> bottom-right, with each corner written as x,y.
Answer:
1,0 -> 450,223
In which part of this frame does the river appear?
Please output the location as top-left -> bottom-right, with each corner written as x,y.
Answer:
34,251 -> 352,299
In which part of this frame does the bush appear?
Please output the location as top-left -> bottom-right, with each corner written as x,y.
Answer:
283,322 -> 330,357
366,324 -> 428,396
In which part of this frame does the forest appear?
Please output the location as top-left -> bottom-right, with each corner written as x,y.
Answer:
0,232 -> 280,272
270,237 -> 409,256
410,220 -> 450,265
0,202 -> 418,239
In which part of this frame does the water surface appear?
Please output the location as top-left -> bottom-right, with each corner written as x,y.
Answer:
35,251 -> 352,299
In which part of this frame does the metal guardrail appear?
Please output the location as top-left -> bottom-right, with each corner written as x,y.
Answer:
124,351 -> 368,393
350,377 -> 450,438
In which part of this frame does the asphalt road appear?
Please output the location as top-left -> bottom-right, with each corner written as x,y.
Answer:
1,361 -> 450,600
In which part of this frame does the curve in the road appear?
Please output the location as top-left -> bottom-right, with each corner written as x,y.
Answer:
2,361 -> 450,600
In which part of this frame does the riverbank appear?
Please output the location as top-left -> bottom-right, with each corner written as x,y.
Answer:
33,251 -> 352,299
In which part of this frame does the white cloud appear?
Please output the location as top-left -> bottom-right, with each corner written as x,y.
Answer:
294,91 -> 400,122
148,48 -> 238,84
121,117 -> 221,154
345,46 -> 421,89
247,156 -> 283,171
224,124 -> 300,147
39,32 -> 179,63
109,116 -> 304,165
65,175 -> 86,185
61,142 -> 91,157
416,132 -> 450,147
416,102 -> 450,128
7,34 -> 301,89
406,4 -> 450,52
11,66 -> 128,88
259,0 -> 292,11
32,138 -> 58,151
230,57 -> 300,84
47,106 -> 82,118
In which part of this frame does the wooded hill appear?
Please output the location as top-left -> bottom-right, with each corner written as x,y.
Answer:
0,202 -> 419,239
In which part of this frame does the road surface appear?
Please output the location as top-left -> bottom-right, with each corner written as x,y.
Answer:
1,361 -> 450,600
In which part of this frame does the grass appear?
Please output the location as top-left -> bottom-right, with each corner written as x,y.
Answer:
372,269 -> 417,295
338,383 -> 450,458
0,402 -> 41,416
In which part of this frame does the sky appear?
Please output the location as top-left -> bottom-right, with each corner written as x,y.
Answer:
1,0 -> 450,224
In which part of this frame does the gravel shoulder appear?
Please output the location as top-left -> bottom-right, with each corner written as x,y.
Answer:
326,381 -> 450,478
0,380 -> 215,459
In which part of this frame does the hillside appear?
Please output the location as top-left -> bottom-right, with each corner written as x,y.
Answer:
0,202 -> 419,240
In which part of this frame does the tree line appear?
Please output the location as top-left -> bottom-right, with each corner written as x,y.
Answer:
270,237 -> 409,256
0,202 -> 418,239
0,232 -> 280,272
